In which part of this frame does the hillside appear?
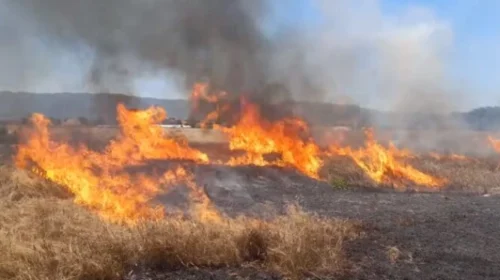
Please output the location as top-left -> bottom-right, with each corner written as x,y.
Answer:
1,91 -> 499,130
0,92 -> 189,122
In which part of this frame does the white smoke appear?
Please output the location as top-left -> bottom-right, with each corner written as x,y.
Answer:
277,0 -> 458,112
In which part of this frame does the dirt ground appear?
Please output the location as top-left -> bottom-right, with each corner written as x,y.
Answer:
122,163 -> 500,280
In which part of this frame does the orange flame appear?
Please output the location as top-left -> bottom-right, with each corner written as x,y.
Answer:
215,99 -> 323,179
15,106 -> 219,225
450,154 -> 468,160
200,103 -> 231,129
429,152 -> 468,161
488,136 -> 500,153
108,104 -> 209,164
189,82 -> 227,112
330,129 -> 446,188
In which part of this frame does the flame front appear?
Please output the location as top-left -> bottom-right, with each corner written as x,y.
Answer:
108,104 -> 209,164
15,83 -> 451,225
215,98 -> 323,179
15,106 -> 217,225
330,129 -> 446,188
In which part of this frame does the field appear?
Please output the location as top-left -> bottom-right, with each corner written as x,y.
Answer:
1,125 -> 500,279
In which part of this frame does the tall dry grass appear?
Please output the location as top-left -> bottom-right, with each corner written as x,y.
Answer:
323,154 -> 500,193
0,166 -> 359,280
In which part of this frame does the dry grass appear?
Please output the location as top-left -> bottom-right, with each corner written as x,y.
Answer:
323,154 -> 500,193
322,157 -> 372,188
412,156 -> 500,193
387,246 -> 401,264
0,166 -> 359,280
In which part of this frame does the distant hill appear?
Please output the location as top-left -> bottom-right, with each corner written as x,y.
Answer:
0,91 -> 190,122
0,91 -> 499,130
460,107 -> 500,131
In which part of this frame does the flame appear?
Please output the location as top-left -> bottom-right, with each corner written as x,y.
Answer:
429,152 -> 468,161
450,154 -> 468,160
215,98 -> 323,179
488,136 -> 500,153
189,82 -> 227,112
15,106 -> 219,225
330,128 -> 446,188
389,143 -> 416,159
200,103 -> 231,129
108,104 -> 209,164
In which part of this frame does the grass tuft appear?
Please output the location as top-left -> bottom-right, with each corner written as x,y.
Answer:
0,167 -> 359,280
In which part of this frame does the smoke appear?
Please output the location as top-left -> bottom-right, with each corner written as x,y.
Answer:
284,0 -> 475,153
5,0 -> 270,94
2,0 -> 468,126
1,0 -> 284,121
4,0 -> 458,100
282,1 -> 459,111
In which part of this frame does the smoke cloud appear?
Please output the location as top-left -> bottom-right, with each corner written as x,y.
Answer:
2,0 -> 467,127
281,0 -> 459,112
5,0 -> 272,94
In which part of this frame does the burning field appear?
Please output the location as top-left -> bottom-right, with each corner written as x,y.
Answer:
1,84 -> 500,280
3,0 -> 500,278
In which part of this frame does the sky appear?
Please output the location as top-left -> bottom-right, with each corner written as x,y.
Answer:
380,0 -> 500,108
272,0 -> 500,110
0,0 -> 499,111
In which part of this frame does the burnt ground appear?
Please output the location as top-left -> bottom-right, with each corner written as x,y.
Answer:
2,142 -> 499,280
127,163 -> 500,280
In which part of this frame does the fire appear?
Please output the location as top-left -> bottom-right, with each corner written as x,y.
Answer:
450,154 -> 468,160
108,104 -> 209,164
200,103 -> 231,128
390,143 -> 416,159
15,106 -> 219,225
189,82 -> 228,112
16,82 -> 325,224
488,136 -> 500,153
188,83 -> 324,179
429,152 -> 468,161
215,98 -> 323,179
329,129 -> 446,188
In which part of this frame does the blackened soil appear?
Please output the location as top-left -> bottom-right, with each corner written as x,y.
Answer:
306,191 -> 500,280
127,163 -> 500,280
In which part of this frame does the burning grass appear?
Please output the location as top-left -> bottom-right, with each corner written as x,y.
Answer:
0,167 -> 359,280
5,82 -> 500,279
327,129 -> 447,189
322,152 -> 500,193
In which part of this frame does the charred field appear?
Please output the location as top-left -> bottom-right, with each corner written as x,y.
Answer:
1,120 -> 500,280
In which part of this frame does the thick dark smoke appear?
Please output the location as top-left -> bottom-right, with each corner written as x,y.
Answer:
9,0 -> 272,93
4,1 -> 471,136
8,0 -> 311,122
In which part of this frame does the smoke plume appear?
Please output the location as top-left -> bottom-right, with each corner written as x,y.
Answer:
6,0 -> 271,94
2,0 -> 469,133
